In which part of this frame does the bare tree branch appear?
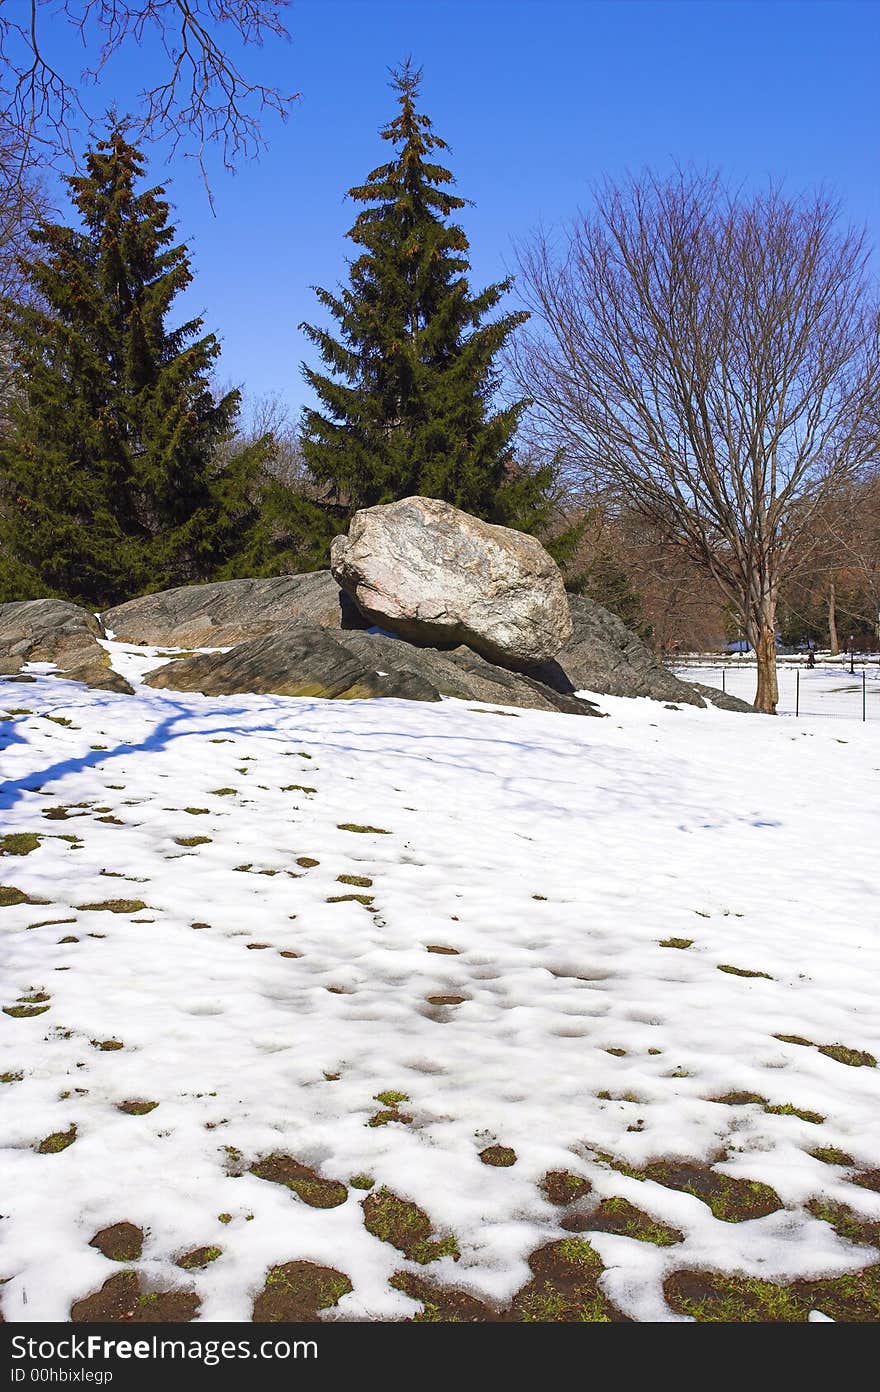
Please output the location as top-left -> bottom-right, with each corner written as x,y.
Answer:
0,0 -> 297,188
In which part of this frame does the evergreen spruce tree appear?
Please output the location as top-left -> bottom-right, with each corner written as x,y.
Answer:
0,125 -> 273,607
300,63 -> 552,525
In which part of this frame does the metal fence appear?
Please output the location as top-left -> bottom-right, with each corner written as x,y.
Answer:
670,660 -> 879,721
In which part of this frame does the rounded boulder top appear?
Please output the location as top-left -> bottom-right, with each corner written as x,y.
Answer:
330,496 -> 573,669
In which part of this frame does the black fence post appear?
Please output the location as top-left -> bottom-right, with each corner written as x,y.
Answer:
864,669 -> 867,723
796,666 -> 799,718
722,668 -> 726,694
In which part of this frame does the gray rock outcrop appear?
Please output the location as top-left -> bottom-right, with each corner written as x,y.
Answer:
102,572 -> 347,647
0,599 -> 132,693
330,496 -> 573,668
143,625 -> 600,717
551,596 -> 703,706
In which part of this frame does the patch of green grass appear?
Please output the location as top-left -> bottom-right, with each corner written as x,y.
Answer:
774,1035 -> 876,1068
1,886 -> 47,907
1,833 -> 41,855
250,1154 -> 348,1209
349,1174 -> 375,1190
807,1199 -> 880,1249
37,1123 -> 77,1154
718,964 -> 773,980
665,1264 -> 880,1322
712,1092 -> 824,1124
76,899 -> 146,913
281,784 -> 317,794
712,1091 -> 766,1107
540,1170 -> 592,1206
117,1100 -> 158,1116
764,1102 -> 824,1124
3,1003 -> 50,1018
580,1197 -> 683,1247
556,1237 -> 605,1268
367,1107 -> 412,1128
4,708 -> 32,716
337,823 -> 390,835
479,1145 -> 517,1167
375,1090 -> 409,1107
810,1147 -> 855,1167
818,1043 -> 877,1068
337,874 -> 373,888
666,1270 -> 804,1322
253,1261 -> 352,1321
209,788 -> 237,797
326,893 -> 374,906
218,1213 -> 233,1225
183,807 -> 209,815
90,1039 -> 124,1051
596,1154 -> 781,1223
43,715 -> 74,727
659,938 -> 693,949
295,856 -> 319,868
361,1188 -> 456,1264
410,1235 -> 460,1265
177,1246 -> 222,1270
1,1071 -> 24,1083
605,1047 -> 627,1057
511,1240 -> 622,1323
174,836 -> 212,847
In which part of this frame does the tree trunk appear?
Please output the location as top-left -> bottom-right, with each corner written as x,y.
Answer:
748,593 -> 779,714
828,581 -> 839,656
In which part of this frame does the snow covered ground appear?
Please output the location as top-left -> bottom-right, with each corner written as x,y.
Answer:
1,645 -> 879,1322
675,662 -> 880,721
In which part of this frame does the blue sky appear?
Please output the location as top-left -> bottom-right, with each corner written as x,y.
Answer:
47,0 -> 880,424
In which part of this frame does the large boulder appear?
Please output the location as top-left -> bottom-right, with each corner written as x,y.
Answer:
143,625 -> 600,717
102,572 -> 348,647
330,497 -> 573,669
0,599 -> 132,693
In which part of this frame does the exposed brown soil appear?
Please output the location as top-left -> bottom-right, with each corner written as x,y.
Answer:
89,1222 -> 144,1262
70,1272 -> 199,1322
390,1270 -> 495,1322
540,1170 -> 592,1205
665,1264 -> 880,1322
479,1146 -> 517,1167
602,1155 -> 781,1222
510,1240 -> 630,1322
361,1188 -> 458,1264
176,1246 -> 221,1270
252,1261 -> 352,1322
250,1153 -> 348,1208
561,1197 -> 683,1245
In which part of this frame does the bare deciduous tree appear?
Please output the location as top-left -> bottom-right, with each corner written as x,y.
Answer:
512,172 -> 880,712
0,0 -> 296,183
0,128 -> 47,420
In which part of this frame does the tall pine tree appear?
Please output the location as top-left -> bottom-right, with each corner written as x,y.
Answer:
300,63 -> 551,526
0,125 -> 273,608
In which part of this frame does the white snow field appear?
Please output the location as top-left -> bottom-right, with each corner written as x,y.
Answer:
1,648 -> 879,1323
675,661 -> 880,722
